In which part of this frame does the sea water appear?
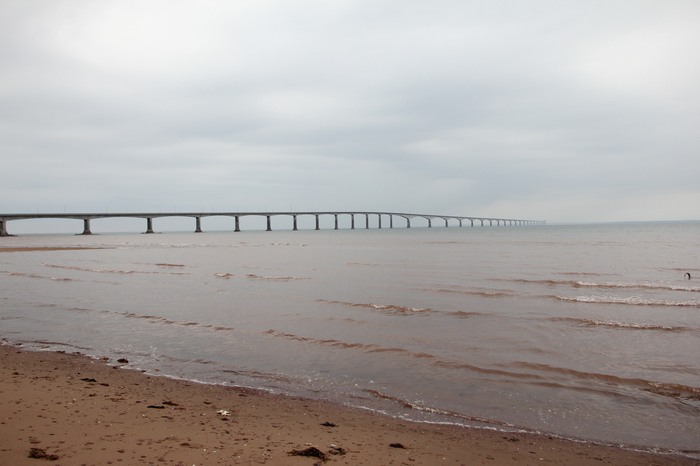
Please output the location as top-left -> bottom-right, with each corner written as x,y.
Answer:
1,222 -> 699,457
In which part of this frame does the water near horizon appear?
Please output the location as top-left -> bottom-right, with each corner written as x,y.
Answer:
1,223 -> 699,457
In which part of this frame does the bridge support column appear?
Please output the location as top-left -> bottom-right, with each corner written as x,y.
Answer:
315,215 -> 320,230
195,217 -> 202,233
378,214 -> 381,229
235,216 -> 240,232
459,219 -> 462,227
81,219 -> 92,235
145,218 -> 154,234
266,215 -> 272,231
444,218 -> 448,227
334,214 -> 338,230
293,215 -> 298,231
470,219 -> 474,226
428,218 -> 432,228
0,220 -> 8,236
407,218 -> 411,228
365,214 -> 369,229
390,215 -> 393,228
351,214 -> 355,229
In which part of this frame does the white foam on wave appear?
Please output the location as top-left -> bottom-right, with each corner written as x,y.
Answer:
575,281 -> 700,293
556,295 -> 700,307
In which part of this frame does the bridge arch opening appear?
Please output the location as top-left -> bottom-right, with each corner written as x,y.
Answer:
89,217 -> 147,234
1,218 -> 82,235
236,215 -> 268,231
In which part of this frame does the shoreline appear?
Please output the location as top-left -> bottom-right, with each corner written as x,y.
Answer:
1,344 -> 697,465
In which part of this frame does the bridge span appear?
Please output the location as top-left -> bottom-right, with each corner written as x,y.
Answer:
0,211 -> 545,236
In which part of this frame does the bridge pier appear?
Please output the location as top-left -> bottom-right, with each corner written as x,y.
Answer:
144,218 -> 154,234
406,218 -> 411,228
427,218 -> 432,228
234,216 -> 241,232
390,215 -> 393,228
378,214 -> 382,229
444,218 -> 448,227
334,214 -> 338,230
315,215 -> 320,230
293,215 -> 298,231
365,214 -> 369,229
266,215 -> 272,231
351,214 -> 355,229
459,219 -> 462,227
81,219 -> 92,235
195,217 -> 202,233
0,220 -> 8,236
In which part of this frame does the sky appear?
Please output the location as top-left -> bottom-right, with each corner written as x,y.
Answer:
1,0 -> 699,231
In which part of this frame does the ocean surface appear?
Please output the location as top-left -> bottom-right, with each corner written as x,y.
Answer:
1,222 -> 699,457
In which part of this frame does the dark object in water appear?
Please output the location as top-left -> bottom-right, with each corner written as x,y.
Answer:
147,405 -> 165,409
289,446 -> 328,461
28,447 -> 58,460
389,443 -> 406,449
117,358 -> 129,363
685,272 -> 692,280
81,378 -> 97,383
321,421 -> 337,427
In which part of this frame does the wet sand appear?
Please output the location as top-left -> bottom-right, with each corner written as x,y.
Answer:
1,344 -> 697,465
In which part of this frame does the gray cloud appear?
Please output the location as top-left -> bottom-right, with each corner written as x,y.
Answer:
2,0 -> 699,228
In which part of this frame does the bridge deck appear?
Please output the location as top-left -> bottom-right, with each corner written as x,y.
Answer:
0,211 -> 545,236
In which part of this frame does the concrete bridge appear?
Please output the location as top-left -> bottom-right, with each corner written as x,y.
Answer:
0,211 -> 545,236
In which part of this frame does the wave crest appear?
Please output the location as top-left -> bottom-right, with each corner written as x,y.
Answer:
556,295 -> 700,307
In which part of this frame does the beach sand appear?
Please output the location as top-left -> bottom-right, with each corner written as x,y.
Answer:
1,344 -> 697,466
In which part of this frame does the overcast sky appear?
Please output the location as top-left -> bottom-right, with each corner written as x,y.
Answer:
2,0 -> 699,228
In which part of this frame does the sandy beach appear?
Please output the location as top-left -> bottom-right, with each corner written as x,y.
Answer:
1,344 -> 697,466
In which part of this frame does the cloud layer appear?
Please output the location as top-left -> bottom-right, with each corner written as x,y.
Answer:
2,0 -> 699,226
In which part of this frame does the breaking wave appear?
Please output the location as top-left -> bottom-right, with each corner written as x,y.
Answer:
263,329 -> 436,358
555,295 -> 700,307
316,299 -> 434,315
424,288 -> 517,298
363,389 -> 518,428
573,281 -> 700,293
549,317 -> 694,332
499,278 -> 700,293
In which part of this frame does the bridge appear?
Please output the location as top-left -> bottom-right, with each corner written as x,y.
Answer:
0,211 -> 545,236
